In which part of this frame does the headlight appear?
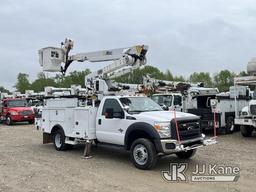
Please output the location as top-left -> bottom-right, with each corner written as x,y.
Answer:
10,111 -> 18,115
154,122 -> 171,138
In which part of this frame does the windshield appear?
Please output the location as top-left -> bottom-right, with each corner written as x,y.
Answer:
120,97 -> 163,114
7,100 -> 27,107
151,95 -> 173,107
27,100 -> 43,107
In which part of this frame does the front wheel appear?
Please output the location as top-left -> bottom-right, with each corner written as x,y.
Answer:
240,125 -> 253,137
5,116 -> 12,126
176,149 -> 197,159
130,138 -> 157,170
53,129 -> 69,151
225,116 -> 235,134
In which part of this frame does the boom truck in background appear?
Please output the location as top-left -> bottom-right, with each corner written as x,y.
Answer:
234,58 -> 256,137
36,38 -> 216,169
142,76 -> 220,132
143,76 -> 250,134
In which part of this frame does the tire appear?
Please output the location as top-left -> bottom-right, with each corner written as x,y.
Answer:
5,116 -> 12,126
176,149 -> 197,159
130,138 -> 157,170
28,120 -> 35,124
53,129 -> 69,151
225,116 -> 235,134
240,125 -> 253,137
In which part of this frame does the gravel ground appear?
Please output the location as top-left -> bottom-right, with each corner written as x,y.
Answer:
0,124 -> 255,192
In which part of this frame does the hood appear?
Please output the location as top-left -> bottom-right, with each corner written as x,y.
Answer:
8,107 -> 33,112
133,111 -> 199,122
249,100 -> 256,105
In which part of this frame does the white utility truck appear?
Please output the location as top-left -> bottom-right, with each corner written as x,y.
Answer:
210,86 -> 251,134
234,77 -> 256,137
141,76 -> 219,132
37,38 -> 216,169
234,58 -> 256,137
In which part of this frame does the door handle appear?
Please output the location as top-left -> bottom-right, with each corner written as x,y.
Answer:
98,119 -> 101,125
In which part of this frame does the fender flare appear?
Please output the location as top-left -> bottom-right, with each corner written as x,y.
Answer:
124,122 -> 162,152
51,124 -> 65,135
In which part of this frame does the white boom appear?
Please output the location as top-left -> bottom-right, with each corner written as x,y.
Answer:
39,38 -> 148,97
39,38 -> 148,75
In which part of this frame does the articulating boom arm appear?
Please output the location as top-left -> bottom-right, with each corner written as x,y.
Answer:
39,38 -> 148,75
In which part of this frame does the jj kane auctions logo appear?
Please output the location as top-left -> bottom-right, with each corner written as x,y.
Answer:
162,163 -> 240,182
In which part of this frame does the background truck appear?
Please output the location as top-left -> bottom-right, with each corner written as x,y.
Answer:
234,58 -> 256,137
0,98 -> 35,125
210,86 -> 251,134
151,93 -> 183,111
142,76 -> 220,132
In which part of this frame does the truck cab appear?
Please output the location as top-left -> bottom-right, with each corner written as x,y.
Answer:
39,95 -> 216,170
151,93 -> 183,111
0,98 -> 35,125
184,87 -> 219,131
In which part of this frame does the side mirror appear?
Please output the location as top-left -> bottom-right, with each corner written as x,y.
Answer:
4,103 -> 7,107
161,104 -> 168,111
123,105 -> 130,112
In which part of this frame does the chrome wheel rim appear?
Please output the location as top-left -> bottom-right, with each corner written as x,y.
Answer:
6,117 -> 10,125
133,144 -> 148,165
229,121 -> 234,132
55,133 -> 62,148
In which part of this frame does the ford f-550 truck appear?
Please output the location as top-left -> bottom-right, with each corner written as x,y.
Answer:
38,96 -> 216,169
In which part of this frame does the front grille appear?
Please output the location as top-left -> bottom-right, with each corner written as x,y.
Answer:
171,120 -> 201,141
19,110 -> 33,116
250,105 -> 256,115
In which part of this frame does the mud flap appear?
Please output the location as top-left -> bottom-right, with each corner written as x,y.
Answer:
43,133 -> 53,144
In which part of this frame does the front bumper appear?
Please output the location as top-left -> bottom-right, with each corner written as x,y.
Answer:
11,114 -> 35,122
160,136 -> 217,154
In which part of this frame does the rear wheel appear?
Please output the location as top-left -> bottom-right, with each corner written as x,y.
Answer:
130,138 -> 157,170
53,129 -> 69,151
240,125 -> 253,137
225,116 -> 235,134
5,116 -> 12,126
176,149 -> 197,159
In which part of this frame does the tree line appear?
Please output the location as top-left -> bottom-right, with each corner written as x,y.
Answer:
0,66 -> 248,94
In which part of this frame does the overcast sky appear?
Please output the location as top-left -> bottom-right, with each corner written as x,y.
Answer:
1,0 -> 256,90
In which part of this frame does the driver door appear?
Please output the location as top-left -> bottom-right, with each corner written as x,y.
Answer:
96,98 -> 127,145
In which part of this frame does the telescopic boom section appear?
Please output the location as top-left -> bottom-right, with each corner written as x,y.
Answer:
38,38 -> 148,75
